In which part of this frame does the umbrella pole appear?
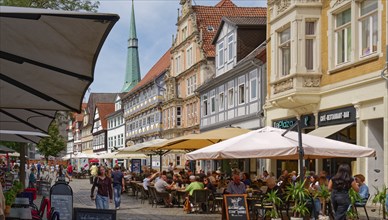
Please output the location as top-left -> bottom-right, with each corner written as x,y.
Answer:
149,154 -> 152,171
297,119 -> 305,181
159,154 -> 162,172
19,144 -> 27,189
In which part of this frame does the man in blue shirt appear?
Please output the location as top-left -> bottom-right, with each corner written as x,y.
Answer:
111,165 -> 124,210
226,174 -> 246,194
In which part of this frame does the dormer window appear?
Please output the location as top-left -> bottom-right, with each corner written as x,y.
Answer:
207,25 -> 214,32
227,34 -> 234,62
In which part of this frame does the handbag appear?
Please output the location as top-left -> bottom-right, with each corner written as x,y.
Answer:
183,198 -> 191,213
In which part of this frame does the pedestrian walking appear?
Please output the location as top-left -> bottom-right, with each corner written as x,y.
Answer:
328,163 -> 359,220
90,166 -> 112,209
111,165 -> 125,210
67,163 -> 73,182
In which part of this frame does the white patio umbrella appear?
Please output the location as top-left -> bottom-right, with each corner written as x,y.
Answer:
96,151 -> 146,159
186,126 -> 376,160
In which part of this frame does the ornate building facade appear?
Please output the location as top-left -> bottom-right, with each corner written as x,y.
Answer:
265,0 -> 387,193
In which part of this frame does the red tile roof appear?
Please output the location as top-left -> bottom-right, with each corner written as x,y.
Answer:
95,103 -> 115,129
193,0 -> 266,57
126,48 -> 171,96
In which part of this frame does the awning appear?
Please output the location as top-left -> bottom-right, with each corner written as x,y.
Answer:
308,123 -> 354,138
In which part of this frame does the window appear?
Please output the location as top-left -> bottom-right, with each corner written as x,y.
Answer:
210,96 -> 215,113
305,21 -> 316,70
227,34 -> 234,62
279,28 -> 291,76
219,92 -> 224,110
176,117 -> 181,126
175,55 -> 181,74
217,42 -> 224,68
177,82 -> 181,98
177,107 -> 181,116
203,95 -> 208,116
359,0 -> 378,57
187,47 -> 193,67
335,8 -> 351,65
250,78 -> 257,100
182,26 -> 187,41
238,84 -> 245,104
228,88 -> 234,107
187,75 -> 196,96
176,156 -> 181,166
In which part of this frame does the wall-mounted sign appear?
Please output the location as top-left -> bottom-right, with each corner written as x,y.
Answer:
273,114 -> 315,129
318,106 -> 356,126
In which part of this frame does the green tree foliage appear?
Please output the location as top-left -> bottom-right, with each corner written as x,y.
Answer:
0,0 -> 99,12
36,121 -> 66,162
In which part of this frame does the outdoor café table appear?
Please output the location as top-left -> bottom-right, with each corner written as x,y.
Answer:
12,197 -> 30,208
170,188 -> 187,207
6,207 -> 32,219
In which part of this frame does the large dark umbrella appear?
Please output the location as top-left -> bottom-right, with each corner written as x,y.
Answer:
0,6 -> 119,186
0,6 -> 119,112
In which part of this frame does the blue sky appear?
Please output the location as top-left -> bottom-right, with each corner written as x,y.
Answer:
88,0 -> 267,98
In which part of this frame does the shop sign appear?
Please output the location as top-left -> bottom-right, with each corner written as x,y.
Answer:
273,114 -> 315,129
318,106 -> 356,126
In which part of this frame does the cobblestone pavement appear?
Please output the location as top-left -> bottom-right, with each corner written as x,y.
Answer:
68,178 -> 220,220
33,173 -> 384,220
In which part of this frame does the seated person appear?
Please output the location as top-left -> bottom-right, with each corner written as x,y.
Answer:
172,174 -> 183,188
354,174 -> 369,204
203,177 -> 216,194
185,175 -> 204,196
226,174 -> 246,194
242,173 -> 251,187
154,174 -> 174,207
143,172 -> 158,191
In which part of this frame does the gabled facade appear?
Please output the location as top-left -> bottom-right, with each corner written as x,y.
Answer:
81,93 -> 117,153
92,103 -> 115,153
107,94 -> 126,153
163,0 -> 267,139
122,49 -> 170,144
265,0 -> 387,192
197,16 -> 267,173
73,104 -> 86,153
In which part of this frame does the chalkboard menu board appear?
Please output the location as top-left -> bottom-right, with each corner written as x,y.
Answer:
74,208 -> 116,220
50,180 -> 73,220
223,194 -> 250,220
51,195 -> 73,220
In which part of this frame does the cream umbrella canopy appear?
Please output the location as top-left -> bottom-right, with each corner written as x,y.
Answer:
186,126 -> 376,160
150,127 -> 251,151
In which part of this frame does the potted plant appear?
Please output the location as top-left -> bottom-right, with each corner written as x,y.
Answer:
286,180 -> 310,220
315,185 -> 330,220
264,190 -> 283,220
372,185 -> 387,219
346,188 -> 362,219
13,180 -> 24,193
4,189 -> 17,215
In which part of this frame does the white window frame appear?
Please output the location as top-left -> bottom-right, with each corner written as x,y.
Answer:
358,0 -> 378,57
217,41 -> 224,69
186,46 -> 193,68
334,8 -> 352,66
228,88 -> 234,108
202,95 -> 208,116
305,20 -> 316,71
238,83 -> 245,105
227,33 -> 234,62
279,27 -> 291,76
219,92 -> 224,111
210,95 -> 216,114
175,55 -> 181,75
250,77 -> 257,101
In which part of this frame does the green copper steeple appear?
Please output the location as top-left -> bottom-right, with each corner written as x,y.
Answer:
121,0 -> 141,92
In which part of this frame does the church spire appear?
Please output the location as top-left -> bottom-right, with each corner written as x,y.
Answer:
121,0 -> 141,92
